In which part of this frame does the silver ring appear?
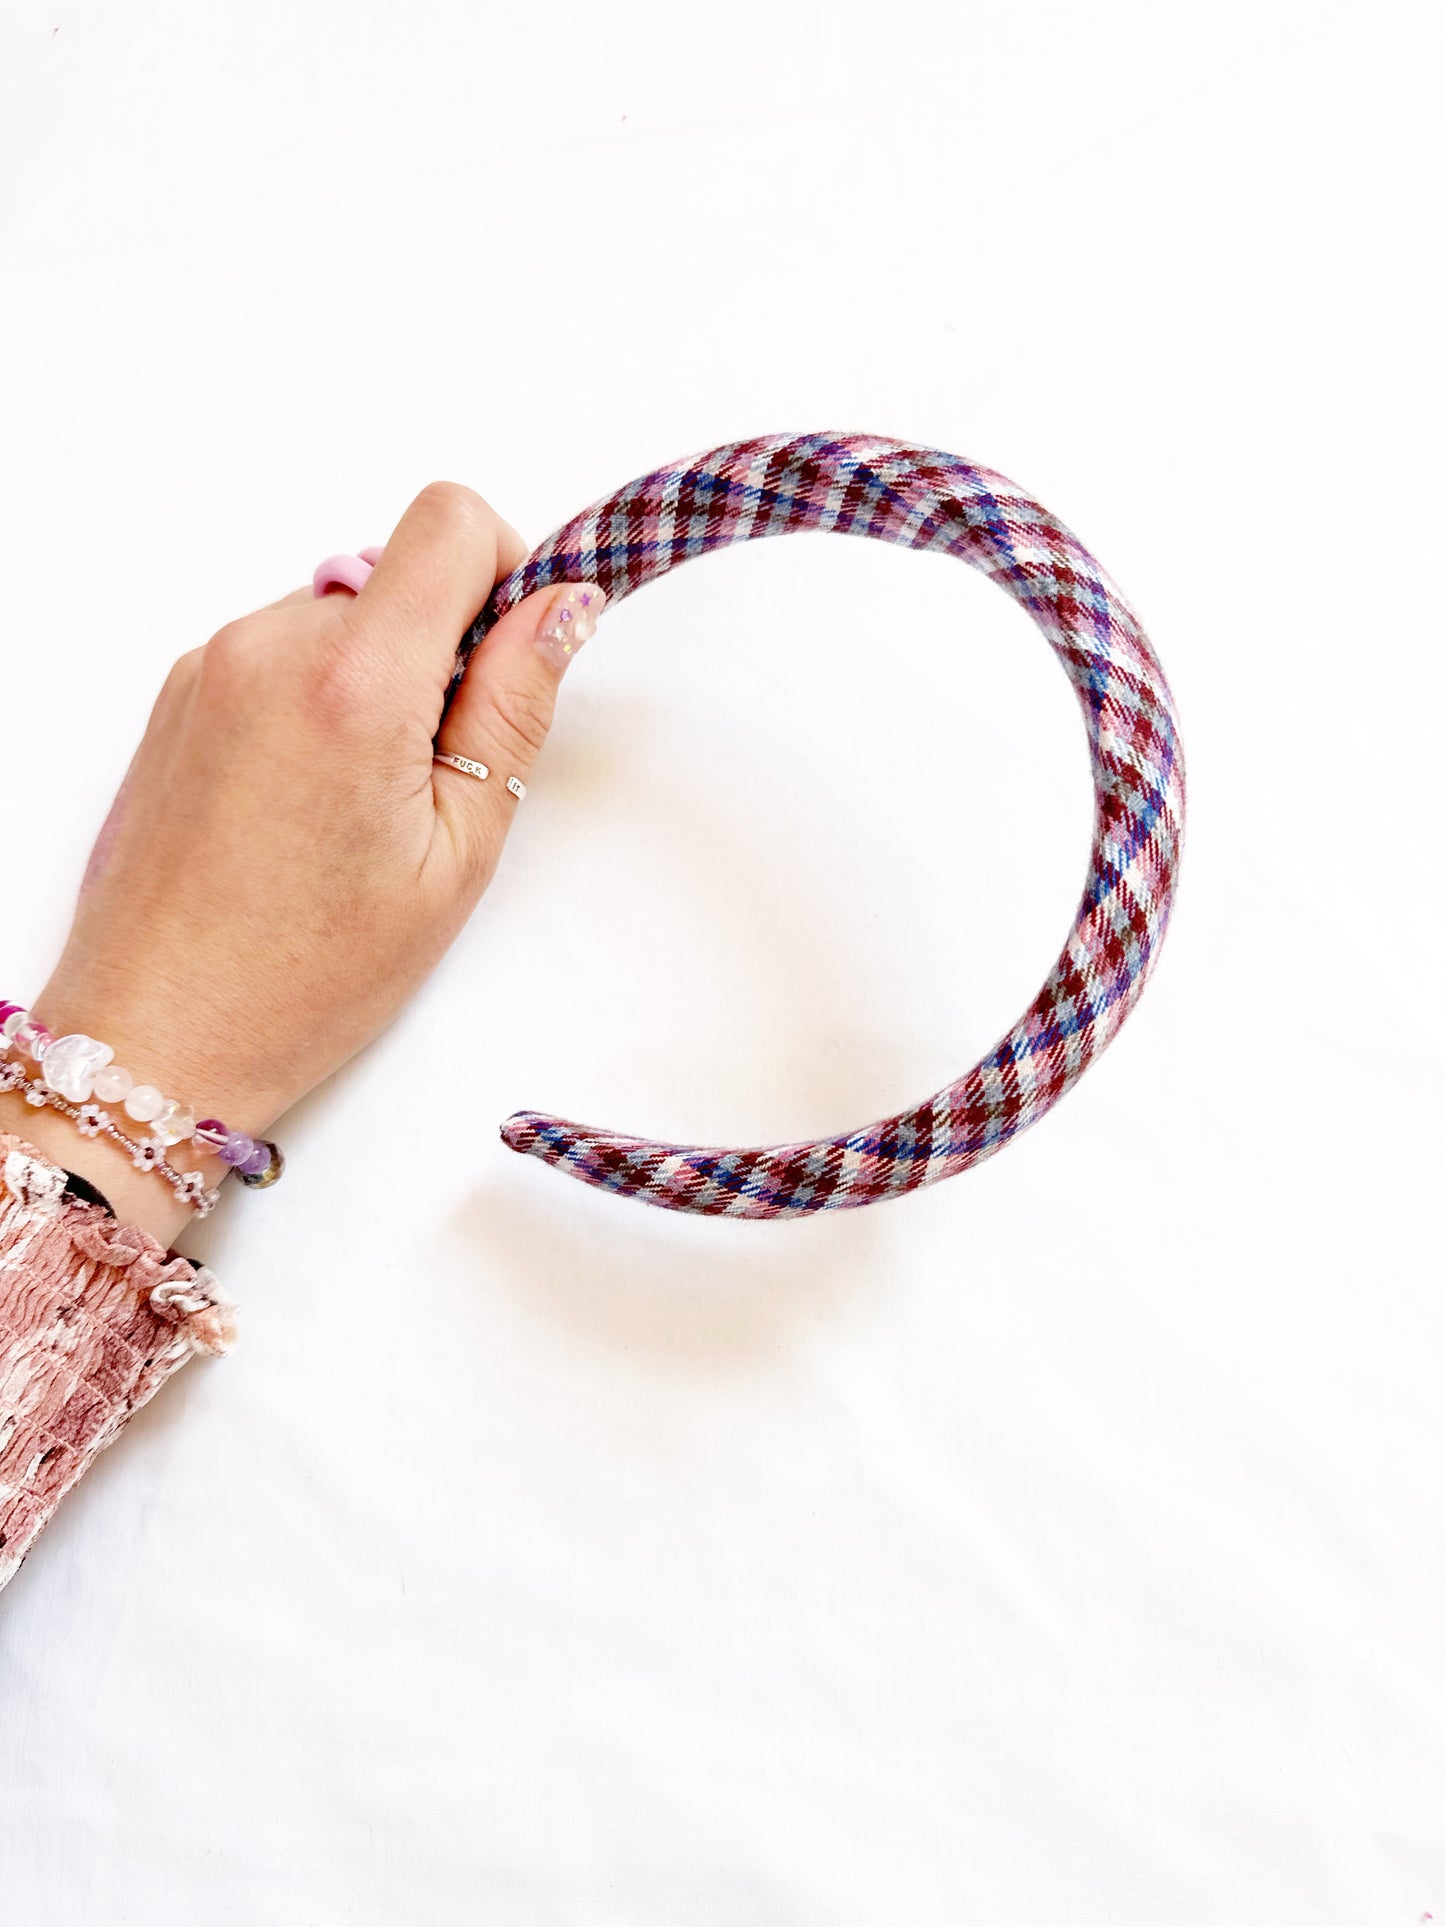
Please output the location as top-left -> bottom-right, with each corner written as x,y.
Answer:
433,753 -> 525,799
433,752 -> 490,782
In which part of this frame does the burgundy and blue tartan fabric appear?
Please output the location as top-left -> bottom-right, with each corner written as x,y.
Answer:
454,431 -> 1186,1219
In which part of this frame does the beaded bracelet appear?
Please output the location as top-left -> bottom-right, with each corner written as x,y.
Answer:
0,1002 -> 284,1216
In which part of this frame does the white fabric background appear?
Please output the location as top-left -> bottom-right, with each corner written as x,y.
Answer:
1,1 -> 1441,1919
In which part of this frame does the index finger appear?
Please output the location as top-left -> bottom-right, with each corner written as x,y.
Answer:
348,480 -> 530,691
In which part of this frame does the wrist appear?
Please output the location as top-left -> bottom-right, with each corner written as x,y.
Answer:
0,1084 -> 205,1248
25,972 -> 292,1142
0,986 -> 286,1249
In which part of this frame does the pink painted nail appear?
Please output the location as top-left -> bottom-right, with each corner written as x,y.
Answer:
535,583 -> 607,671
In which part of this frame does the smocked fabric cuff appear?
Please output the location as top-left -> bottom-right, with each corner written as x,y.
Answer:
0,1130 -> 237,1592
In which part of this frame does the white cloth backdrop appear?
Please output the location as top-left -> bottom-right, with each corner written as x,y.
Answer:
1,1 -> 1441,1920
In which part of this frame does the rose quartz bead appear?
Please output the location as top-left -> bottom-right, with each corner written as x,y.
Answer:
124,1084 -> 165,1124
92,1064 -> 134,1103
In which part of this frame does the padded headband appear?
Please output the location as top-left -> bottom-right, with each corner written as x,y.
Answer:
453,432 -> 1186,1218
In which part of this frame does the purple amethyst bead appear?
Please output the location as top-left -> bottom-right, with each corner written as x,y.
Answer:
238,1141 -> 272,1178
218,1132 -> 256,1168
194,1118 -> 230,1153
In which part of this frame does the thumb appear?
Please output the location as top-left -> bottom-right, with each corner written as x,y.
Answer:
430,579 -> 607,868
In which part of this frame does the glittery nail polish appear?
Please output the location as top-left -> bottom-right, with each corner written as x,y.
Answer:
535,583 -> 607,671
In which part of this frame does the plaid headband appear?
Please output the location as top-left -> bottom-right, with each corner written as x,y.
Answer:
453,431 -> 1186,1219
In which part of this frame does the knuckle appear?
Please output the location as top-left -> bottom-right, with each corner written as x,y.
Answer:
477,674 -> 555,760
195,618 -> 261,695
164,644 -> 206,693
148,644 -> 205,728
415,477 -> 493,531
195,614 -> 381,738
299,637 -> 385,736
204,616 -> 252,659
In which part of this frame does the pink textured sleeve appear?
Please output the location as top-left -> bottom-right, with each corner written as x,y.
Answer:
0,1129 -> 238,1595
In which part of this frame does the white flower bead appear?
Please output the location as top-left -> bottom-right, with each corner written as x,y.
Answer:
176,1170 -> 210,1207
124,1085 -> 165,1124
41,1033 -> 114,1104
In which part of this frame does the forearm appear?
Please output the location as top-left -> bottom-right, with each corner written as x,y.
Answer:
0,480 -> 585,1600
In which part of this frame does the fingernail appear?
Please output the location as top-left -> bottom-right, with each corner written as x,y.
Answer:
535,582 -> 607,671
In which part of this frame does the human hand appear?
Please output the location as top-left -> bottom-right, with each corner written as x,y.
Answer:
0,480 -> 606,1247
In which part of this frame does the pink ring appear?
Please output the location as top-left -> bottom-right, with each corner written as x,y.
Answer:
312,546 -> 384,597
